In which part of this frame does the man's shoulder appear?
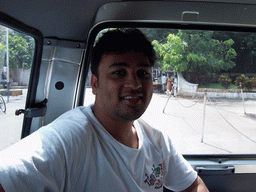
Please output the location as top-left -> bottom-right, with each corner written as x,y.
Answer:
138,118 -> 174,145
45,106 -> 94,137
35,106 -> 96,153
52,106 -> 92,125
137,119 -> 160,132
137,119 -> 166,143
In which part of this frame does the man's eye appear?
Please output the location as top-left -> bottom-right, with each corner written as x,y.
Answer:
112,69 -> 126,76
137,70 -> 150,78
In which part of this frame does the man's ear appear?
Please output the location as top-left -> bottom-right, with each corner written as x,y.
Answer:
91,74 -> 98,95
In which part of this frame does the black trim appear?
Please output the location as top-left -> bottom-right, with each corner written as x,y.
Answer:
0,11 -> 44,138
90,20 -> 256,35
79,20 -> 256,159
78,20 -> 256,106
184,154 -> 256,160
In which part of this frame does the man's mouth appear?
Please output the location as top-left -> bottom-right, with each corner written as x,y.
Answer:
123,96 -> 141,99
121,95 -> 143,106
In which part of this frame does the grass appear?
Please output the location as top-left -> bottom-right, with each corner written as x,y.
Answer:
228,84 -> 238,89
199,83 -> 238,89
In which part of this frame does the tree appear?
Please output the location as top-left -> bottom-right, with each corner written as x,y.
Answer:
0,27 -> 6,69
152,30 -> 237,83
0,26 -> 34,70
0,25 -> 35,86
152,33 -> 188,72
213,31 -> 256,73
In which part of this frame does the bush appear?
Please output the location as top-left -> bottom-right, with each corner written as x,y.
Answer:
235,74 -> 248,88
235,74 -> 256,91
183,72 -> 218,86
245,79 -> 253,91
218,74 -> 231,89
251,77 -> 256,88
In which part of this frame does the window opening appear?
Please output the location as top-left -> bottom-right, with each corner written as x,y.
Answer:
0,25 -> 35,151
84,27 -> 256,155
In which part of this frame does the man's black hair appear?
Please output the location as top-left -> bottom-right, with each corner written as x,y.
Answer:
91,29 -> 156,77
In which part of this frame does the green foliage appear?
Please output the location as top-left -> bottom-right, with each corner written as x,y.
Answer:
244,76 -> 256,91
199,83 -> 237,89
235,74 -> 247,88
0,25 -> 35,69
235,74 -> 256,91
140,28 -> 178,42
152,33 -> 187,72
218,74 -> 232,89
228,84 -> 238,89
243,34 -> 256,50
251,77 -> 256,88
152,30 -> 237,76
199,83 -> 225,89
245,78 -> 254,91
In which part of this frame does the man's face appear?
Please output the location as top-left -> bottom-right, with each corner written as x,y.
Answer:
91,51 -> 153,122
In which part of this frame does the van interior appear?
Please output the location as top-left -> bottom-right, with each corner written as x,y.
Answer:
1,0 -> 256,191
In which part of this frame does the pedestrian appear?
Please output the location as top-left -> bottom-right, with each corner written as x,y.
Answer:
0,29 -> 208,192
173,74 -> 178,97
167,75 -> 173,96
161,73 -> 167,93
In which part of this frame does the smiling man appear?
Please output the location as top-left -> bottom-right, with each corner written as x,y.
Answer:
0,29 -> 208,192
89,29 -> 208,191
91,51 -> 153,148
92,52 -> 153,120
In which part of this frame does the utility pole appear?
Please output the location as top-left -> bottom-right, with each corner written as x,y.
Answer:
6,27 -> 10,102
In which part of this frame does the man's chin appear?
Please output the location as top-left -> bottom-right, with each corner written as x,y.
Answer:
117,107 -> 146,121
117,114 -> 142,121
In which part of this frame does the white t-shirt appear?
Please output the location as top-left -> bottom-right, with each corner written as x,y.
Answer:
173,77 -> 178,87
161,75 -> 167,84
0,105 -> 197,192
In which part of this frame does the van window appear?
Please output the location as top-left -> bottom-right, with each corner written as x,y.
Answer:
0,25 -> 35,150
84,27 -> 256,155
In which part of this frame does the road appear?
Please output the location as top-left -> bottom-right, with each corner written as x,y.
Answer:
141,94 -> 256,154
1,88 -> 256,155
0,89 -> 27,151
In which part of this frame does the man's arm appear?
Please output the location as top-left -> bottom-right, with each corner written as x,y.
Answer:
181,176 -> 209,192
0,184 -> 5,192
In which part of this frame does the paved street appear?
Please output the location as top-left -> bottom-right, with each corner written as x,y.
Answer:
142,94 -> 256,154
1,88 -> 256,155
0,89 -> 26,151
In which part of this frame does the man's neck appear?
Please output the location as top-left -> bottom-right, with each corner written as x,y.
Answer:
91,105 -> 139,149
107,123 -> 139,149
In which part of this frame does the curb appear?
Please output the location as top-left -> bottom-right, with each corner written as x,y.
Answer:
0,89 -> 22,96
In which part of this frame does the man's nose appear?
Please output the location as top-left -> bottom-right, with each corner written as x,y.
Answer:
124,72 -> 142,89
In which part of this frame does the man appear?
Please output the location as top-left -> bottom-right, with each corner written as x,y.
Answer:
0,29 -> 208,191
161,73 -> 167,92
173,75 -> 178,97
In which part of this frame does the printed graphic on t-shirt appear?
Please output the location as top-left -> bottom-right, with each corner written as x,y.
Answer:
144,164 -> 163,189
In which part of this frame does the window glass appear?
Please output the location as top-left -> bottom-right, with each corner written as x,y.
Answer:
0,25 -> 35,151
84,27 -> 256,155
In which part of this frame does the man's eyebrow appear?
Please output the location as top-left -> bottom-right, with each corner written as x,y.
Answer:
109,63 -> 129,68
109,63 -> 151,68
139,63 -> 151,68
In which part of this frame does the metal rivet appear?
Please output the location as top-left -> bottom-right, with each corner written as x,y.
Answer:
76,43 -> 81,48
47,40 -> 52,45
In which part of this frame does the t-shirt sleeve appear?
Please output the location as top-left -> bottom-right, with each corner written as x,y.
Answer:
162,136 -> 197,191
0,126 -> 67,191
